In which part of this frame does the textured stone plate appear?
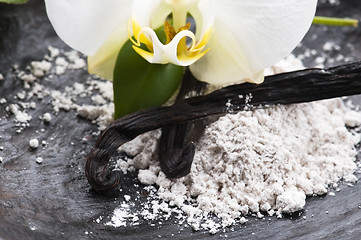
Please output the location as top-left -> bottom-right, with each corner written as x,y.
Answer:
0,1 -> 361,239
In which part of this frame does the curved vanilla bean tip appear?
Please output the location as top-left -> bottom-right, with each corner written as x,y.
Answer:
160,142 -> 195,178
159,124 -> 196,178
85,61 -> 361,193
85,148 -> 121,193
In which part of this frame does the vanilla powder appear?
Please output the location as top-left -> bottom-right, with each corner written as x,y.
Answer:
112,56 -> 361,233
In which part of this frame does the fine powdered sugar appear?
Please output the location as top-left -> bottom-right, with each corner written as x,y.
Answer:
115,99 -> 361,233
110,55 -> 361,233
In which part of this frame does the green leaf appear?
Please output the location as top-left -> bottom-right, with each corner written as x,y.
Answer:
0,0 -> 28,4
113,35 -> 184,119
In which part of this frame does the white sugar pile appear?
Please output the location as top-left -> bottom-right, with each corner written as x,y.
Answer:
114,99 -> 361,233
110,55 -> 361,233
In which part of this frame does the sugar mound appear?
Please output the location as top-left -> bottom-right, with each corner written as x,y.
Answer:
116,98 -> 360,232
111,56 -> 361,233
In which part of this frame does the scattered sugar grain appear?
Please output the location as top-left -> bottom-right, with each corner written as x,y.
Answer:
30,60 -> 52,77
0,157 -> 3,163
322,41 -> 340,52
326,0 -> 340,5
55,57 -> 69,75
345,110 -> 361,128
124,195 -> 131,202
0,73 -> 3,81
16,91 -> 26,100
8,104 -> 32,124
315,56 -> 326,67
18,72 -> 36,84
36,157 -> 43,164
42,113 -> 52,123
48,46 -> 60,59
239,217 -> 248,224
29,139 -> 39,149
64,50 -> 87,69
30,102 -> 36,109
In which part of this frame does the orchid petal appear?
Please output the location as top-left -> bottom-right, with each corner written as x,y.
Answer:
44,0 -> 132,56
188,0 -> 215,40
132,0 -> 171,29
190,22 -> 264,86
87,25 -> 129,80
191,0 -> 317,85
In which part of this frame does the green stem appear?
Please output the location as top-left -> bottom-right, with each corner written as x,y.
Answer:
313,16 -> 358,27
0,0 -> 28,4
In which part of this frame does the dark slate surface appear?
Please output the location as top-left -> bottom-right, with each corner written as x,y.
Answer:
0,1 -> 361,239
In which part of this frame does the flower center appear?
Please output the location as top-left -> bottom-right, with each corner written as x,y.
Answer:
164,20 -> 191,45
128,16 -> 212,66
127,0 -> 214,66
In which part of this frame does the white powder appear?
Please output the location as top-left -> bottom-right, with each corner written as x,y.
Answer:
65,50 -> 87,69
55,57 -> 68,75
30,60 -> 52,77
114,98 -> 361,233
323,41 -> 341,52
7,103 -> 32,126
111,56 -> 361,233
29,138 -> 39,149
345,110 -> 361,128
4,46 -> 115,132
321,0 -> 340,5
42,113 -> 52,123
105,203 -> 140,227
36,157 -> 43,164
47,46 -> 60,59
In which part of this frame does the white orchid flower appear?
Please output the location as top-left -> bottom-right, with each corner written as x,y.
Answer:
45,0 -> 317,85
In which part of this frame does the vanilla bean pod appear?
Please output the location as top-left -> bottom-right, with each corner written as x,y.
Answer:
159,69 -> 207,178
86,61 -> 361,193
